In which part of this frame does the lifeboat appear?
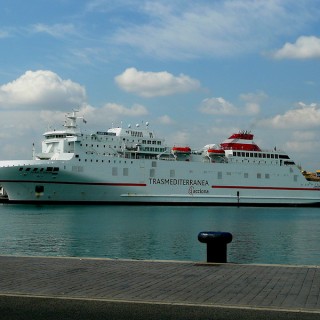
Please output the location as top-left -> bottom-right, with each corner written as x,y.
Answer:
171,146 -> 191,155
203,144 -> 225,161
207,148 -> 225,157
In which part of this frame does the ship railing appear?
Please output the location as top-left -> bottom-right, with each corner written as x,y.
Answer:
158,155 -> 176,161
260,148 -> 286,153
157,150 -> 175,161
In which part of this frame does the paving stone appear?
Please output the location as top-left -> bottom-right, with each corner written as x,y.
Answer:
0,255 -> 319,315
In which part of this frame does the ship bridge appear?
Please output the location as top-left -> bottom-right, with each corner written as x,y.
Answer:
35,111 -> 84,160
107,123 -> 155,139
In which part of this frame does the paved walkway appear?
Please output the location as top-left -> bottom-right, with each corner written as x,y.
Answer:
0,256 -> 319,319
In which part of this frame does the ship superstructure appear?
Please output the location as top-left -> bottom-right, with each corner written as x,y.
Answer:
0,110 -> 319,205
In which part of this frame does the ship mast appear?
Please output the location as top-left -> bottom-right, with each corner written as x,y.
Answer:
64,110 -> 86,134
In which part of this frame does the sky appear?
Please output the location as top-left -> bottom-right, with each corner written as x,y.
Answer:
0,0 -> 320,170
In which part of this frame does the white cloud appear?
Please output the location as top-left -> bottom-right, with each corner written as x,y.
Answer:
199,93 -> 266,116
0,70 -> 86,109
284,130 -> 319,153
115,68 -> 200,97
259,102 -> 320,128
85,0 -> 138,13
113,1 -> 317,59
272,36 -> 320,59
0,29 -> 10,38
200,97 -> 237,115
292,130 -> 316,141
69,47 -> 109,65
0,110 -> 48,160
240,91 -> 267,115
157,115 -> 175,125
62,103 -> 149,128
244,103 -> 260,115
31,23 -> 76,38
39,110 -> 69,125
170,130 -> 190,145
102,102 -> 148,117
285,140 -> 315,153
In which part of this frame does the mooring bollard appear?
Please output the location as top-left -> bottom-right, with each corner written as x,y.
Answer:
198,231 -> 233,263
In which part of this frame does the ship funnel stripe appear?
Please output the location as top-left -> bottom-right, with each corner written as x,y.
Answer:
222,139 -> 256,144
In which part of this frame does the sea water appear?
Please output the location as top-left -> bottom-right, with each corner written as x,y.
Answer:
0,204 -> 319,265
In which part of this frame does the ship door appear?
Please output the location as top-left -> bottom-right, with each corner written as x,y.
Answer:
139,160 -> 145,182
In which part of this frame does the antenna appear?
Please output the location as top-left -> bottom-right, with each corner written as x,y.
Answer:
32,143 -> 35,160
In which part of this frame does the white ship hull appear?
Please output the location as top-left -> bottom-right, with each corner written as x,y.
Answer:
1,158 -> 319,206
1,111 -> 319,206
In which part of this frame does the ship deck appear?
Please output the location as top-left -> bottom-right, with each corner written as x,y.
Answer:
0,255 -> 319,319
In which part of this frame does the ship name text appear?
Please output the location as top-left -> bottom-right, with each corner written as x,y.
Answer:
149,178 -> 209,186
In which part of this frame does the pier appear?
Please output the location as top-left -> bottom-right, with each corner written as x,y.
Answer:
0,256 -> 319,319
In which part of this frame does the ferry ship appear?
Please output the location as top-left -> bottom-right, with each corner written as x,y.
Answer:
0,110 -> 319,206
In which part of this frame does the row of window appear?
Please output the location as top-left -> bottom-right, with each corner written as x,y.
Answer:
80,143 -> 118,148
141,147 -> 166,152
77,158 -> 135,164
78,143 -> 165,151
46,132 -> 161,147
142,140 -> 162,145
63,134 -> 163,148
78,154 -> 158,161
96,131 -> 116,136
149,169 -> 296,181
45,134 -> 67,139
217,171 -> 298,181
232,151 -> 288,159
19,164 -> 299,184
19,167 -> 59,173
130,131 -> 143,137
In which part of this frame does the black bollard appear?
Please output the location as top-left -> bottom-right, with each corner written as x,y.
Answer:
198,231 -> 233,263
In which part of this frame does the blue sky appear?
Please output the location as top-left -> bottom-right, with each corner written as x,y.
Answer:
1,0 -> 320,170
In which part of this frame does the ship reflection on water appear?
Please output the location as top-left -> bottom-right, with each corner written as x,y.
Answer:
0,204 -> 319,266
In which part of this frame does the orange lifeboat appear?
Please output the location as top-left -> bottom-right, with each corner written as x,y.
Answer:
172,146 -> 191,155
207,148 -> 225,156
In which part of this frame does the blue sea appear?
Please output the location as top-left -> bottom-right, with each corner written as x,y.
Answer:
0,204 -> 319,266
